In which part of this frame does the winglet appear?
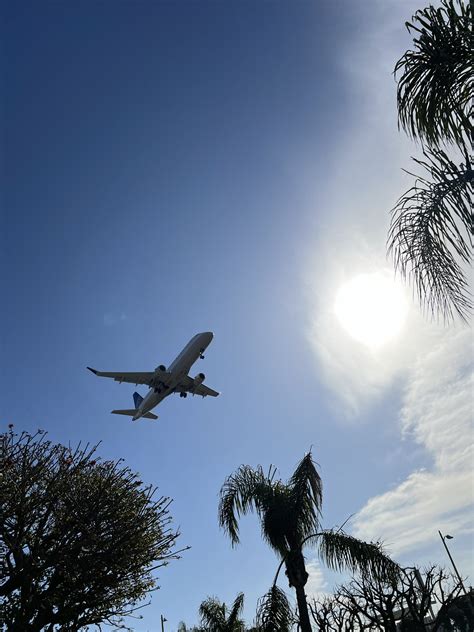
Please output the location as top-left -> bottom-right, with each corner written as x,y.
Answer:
87,367 -> 98,375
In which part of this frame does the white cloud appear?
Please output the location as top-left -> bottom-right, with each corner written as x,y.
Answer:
302,1 -> 430,417
302,0 -> 473,582
353,328 -> 473,566
303,0 -> 471,418
305,558 -> 329,602
307,266 -> 454,417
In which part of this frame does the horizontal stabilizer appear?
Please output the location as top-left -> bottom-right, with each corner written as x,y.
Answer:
141,412 -> 158,420
111,409 -> 137,417
111,409 -> 158,421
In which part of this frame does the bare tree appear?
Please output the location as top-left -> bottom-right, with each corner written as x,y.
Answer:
309,596 -> 362,631
310,566 -> 469,631
0,428 -> 183,631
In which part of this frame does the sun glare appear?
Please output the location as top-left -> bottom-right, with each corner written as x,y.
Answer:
334,271 -> 408,349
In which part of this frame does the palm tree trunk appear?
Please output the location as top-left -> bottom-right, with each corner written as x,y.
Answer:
294,583 -> 312,632
285,550 -> 312,632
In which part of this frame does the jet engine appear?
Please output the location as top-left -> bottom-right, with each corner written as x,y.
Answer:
193,372 -> 205,385
155,365 -> 166,372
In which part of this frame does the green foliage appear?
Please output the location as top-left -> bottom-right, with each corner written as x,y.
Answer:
314,530 -> 400,584
256,585 -> 294,632
218,465 -> 274,548
395,0 -> 472,148
0,429 -> 182,630
219,453 -> 322,557
389,148 -> 473,321
389,0 -> 473,321
198,593 -> 246,632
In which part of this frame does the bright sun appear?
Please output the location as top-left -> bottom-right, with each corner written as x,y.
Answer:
334,271 -> 408,349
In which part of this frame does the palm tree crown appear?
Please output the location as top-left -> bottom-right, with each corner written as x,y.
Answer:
199,593 -> 246,632
219,453 -> 322,558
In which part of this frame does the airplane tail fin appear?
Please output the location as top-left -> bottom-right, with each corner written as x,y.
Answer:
110,392 -> 158,420
133,392 -> 143,408
111,409 -> 158,420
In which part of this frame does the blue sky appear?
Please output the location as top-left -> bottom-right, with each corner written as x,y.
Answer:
2,1 -> 472,629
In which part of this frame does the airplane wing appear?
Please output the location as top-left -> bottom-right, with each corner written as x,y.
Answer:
87,367 -> 154,386
179,375 -> 219,397
193,383 -> 219,397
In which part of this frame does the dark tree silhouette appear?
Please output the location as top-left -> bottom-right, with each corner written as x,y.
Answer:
388,0 -> 473,322
179,589 -> 290,632
0,429 -> 182,631
177,623 -> 205,632
218,452 -> 399,632
198,593 -> 246,632
394,0 -> 472,146
310,565 -> 471,631
436,590 -> 474,632
255,585 -> 294,632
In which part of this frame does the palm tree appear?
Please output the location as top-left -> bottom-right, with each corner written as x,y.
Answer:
388,148 -> 472,322
394,0 -> 472,148
218,453 -> 399,632
389,0 -> 473,322
198,593 -> 246,632
256,585 -> 295,632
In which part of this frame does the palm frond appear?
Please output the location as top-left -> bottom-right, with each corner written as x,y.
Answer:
219,453 -> 325,555
395,0 -> 473,147
256,585 -> 294,632
218,466 -> 272,546
289,452 -> 323,539
388,148 -> 473,322
199,597 -> 227,631
226,592 -> 245,630
260,483 -> 295,556
313,530 -> 400,583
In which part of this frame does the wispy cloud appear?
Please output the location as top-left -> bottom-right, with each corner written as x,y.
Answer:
303,1 -> 470,419
353,328 -> 473,558
303,1 -> 426,417
308,291 -> 458,418
303,0 -> 473,581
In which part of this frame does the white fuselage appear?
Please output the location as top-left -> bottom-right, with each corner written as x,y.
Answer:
134,332 -> 213,420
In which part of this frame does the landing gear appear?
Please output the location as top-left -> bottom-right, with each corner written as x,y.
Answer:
179,392 -> 188,398
199,348 -> 205,359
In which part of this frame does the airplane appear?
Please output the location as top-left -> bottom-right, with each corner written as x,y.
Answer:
87,331 -> 219,421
